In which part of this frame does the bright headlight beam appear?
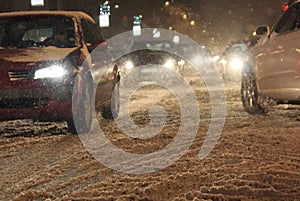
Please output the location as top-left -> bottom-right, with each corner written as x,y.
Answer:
212,55 -> 220,62
34,64 -> 67,79
125,61 -> 134,70
164,59 -> 175,69
220,58 -> 227,66
178,59 -> 185,66
229,58 -> 244,71
193,56 -> 204,66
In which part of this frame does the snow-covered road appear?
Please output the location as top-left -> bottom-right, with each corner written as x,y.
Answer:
0,74 -> 299,200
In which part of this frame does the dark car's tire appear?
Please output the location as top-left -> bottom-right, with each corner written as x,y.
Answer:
66,120 -> 77,134
67,78 -> 93,134
241,72 -> 266,114
101,83 -> 120,119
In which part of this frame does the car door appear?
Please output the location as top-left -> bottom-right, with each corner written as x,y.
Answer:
257,2 -> 300,91
277,5 -> 300,90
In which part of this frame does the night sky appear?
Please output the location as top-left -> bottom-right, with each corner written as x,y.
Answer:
105,0 -> 282,52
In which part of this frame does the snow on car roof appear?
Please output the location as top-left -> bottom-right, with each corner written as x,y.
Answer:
0,10 -> 94,21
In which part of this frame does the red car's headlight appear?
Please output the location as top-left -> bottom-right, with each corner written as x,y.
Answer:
34,64 -> 67,79
34,60 -> 75,80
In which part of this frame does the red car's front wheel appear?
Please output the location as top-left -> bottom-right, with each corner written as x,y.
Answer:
68,76 -> 93,134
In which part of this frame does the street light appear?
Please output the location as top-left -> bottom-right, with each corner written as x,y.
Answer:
190,20 -> 195,26
164,1 -> 170,7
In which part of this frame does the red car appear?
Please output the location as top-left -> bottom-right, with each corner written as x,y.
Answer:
0,11 -> 120,133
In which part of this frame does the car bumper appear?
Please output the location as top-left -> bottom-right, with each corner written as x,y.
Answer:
0,100 -> 72,121
0,85 -> 73,121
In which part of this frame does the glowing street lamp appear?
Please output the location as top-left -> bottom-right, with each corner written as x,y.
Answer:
164,1 -> 170,7
190,20 -> 195,26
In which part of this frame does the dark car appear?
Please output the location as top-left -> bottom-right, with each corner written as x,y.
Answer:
220,43 -> 248,81
117,40 -> 186,86
175,42 -> 211,69
0,11 -> 120,133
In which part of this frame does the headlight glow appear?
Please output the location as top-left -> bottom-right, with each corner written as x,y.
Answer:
164,59 -> 175,69
229,58 -> 244,71
192,56 -> 204,66
212,55 -> 220,62
205,56 -> 213,64
178,59 -> 185,66
125,61 -> 134,70
34,64 -> 67,79
220,58 -> 227,66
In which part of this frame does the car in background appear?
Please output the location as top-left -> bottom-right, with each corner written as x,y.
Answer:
241,1 -> 300,113
175,43 -> 212,70
220,43 -> 248,81
0,11 -> 120,133
246,35 -> 261,49
117,40 -> 185,85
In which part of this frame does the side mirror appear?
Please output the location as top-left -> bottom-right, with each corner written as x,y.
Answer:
87,41 -> 108,53
255,25 -> 270,36
89,41 -> 113,68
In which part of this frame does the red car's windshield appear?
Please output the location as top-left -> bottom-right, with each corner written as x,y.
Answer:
0,15 -> 77,48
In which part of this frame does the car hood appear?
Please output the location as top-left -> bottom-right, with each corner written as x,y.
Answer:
118,50 -> 181,66
0,46 -> 79,63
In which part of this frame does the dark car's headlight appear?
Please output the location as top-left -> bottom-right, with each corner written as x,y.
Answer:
125,60 -> 134,70
178,59 -> 185,66
163,59 -> 176,69
229,57 -> 244,71
192,55 -> 204,66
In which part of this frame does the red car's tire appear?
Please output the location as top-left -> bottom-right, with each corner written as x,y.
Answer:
67,77 -> 93,134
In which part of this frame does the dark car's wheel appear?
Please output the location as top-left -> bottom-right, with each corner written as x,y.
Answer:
241,72 -> 266,114
101,83 -> 120,119
67,78 -> 93,134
